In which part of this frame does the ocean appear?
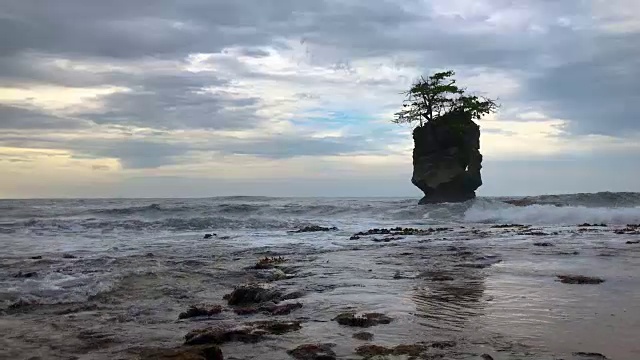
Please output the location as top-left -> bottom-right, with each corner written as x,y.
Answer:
1,193 -> 639,359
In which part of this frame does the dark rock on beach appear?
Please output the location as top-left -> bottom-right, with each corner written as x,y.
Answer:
355,344 -> 393,358
572,352 -> 609,359
430,340 -> 456,349
491,224 -> 528,229
615,224 -> 640,235
355,343 -> 428,358
371,236 -> 403,243
556,251 -> 581,256
290,226 -> 338,233
233,302 -> 302,316
203,234 -> 216,239
13,271 -> 37,278
137,345 -> 224,360
353,227 -> 449,238
352,332 -> 374,341
179,305 -> 223,319
249,320 -> 302,334
62,253 -> 77,259
184,320 -> 301,345
30,255 -> 42,260
533,242 -> 554,247
333,312 -> 392,328
224,284 -> 283,305
253,256 -> 287,269
287,343 -> 337,360
557,275 -> 605,285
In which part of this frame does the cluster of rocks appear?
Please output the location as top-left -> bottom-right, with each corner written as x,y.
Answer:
350,227 -> 450,240
288,343 -> 337,360
333,312 -> 393,328
533,242 -> 554,247
615,224 -> 640,235
490,224 -> 529,229
290,226 -> 338,233
13,271 -> 38,278
179,305 -> 223,319
557,275 -> 605,285
184,320 -> 302,345
354,340 -> 457,358
370,236 -> 404,243
224,284 -> 291,306
252,256 -> 287,270
137,344 -> 224,360
151,255 -> 411,360
147,259 -> 310,359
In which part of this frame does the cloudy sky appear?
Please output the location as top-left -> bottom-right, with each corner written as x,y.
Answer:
1,0 -> 639,198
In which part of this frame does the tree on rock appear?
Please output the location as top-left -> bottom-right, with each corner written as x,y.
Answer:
394,71 -> 498,204
393,70 -> 498,128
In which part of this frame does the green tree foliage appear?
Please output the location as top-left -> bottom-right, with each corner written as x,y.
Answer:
393,70 -> 498,128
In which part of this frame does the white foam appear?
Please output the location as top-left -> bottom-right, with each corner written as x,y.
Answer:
464,203 -> 640,225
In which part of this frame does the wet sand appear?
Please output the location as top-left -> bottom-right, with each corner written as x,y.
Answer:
1,224 -> 639,359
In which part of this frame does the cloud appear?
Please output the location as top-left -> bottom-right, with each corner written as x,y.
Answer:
3,0 -> 638,136
0,104 -> 89,130
1,0 -> 640,196
76,72 -> 263,130
525,32 -> 640,135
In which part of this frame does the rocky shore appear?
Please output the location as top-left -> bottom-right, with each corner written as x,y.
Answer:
2,222 -> 639,359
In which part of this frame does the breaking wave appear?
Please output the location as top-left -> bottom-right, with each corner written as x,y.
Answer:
1,192 -> 639,233
465,201 -> 640,225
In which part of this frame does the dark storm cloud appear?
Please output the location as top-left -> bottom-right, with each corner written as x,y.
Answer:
526,33 -> 640,135
0,0 -> 327,59
1,0 -> 639,141
0,135 -> 192,169
77,140 -> 192,169
0,104 -> 89,130
0,131 -> 388,168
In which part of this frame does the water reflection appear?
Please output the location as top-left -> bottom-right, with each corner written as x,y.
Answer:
413,273 -> 486,332
411,245 -> 490,333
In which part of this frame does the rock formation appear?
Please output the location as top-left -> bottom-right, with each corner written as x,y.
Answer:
412,111 -> 482,204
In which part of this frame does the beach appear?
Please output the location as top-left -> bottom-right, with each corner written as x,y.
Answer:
1,195 -> 639,359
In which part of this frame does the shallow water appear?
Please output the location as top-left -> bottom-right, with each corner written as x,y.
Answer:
1,196 -> 639,359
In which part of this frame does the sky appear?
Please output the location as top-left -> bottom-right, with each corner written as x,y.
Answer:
0,0 -> 639,198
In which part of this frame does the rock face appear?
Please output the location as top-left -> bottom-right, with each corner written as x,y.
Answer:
412,111 -> 482,204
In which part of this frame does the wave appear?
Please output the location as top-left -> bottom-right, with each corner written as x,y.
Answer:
499,192 -> 640,208
7,216 -> 315,232
465,201 -> 640,225
2,193 -> 640,232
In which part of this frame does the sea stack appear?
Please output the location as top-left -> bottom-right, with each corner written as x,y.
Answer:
412,111 -> 482,204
